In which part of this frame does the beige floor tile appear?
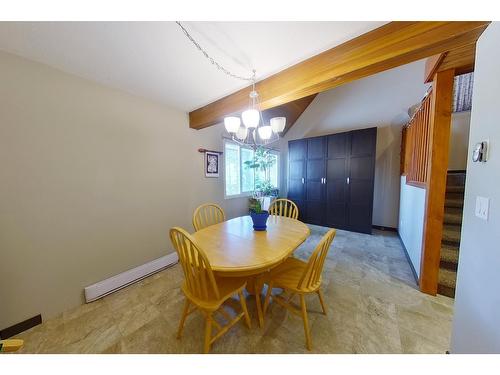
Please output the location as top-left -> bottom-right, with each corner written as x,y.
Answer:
115,302 -> 161,337
117,316 -> 179,354
396,305 -> 452,349
12,227 -> 454,354
64,324 -> 122,354
399,327 -> 448,354
352,295 -> 402,354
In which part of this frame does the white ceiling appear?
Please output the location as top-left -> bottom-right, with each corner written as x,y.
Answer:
0,21 -> 386,112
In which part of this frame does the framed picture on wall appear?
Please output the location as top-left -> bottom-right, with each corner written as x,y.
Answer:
205,151 -> 219,178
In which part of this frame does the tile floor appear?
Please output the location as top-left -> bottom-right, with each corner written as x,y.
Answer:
14,225 -> 454,354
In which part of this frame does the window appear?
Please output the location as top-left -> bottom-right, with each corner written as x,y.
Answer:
224,140 -> 279,198
453,72 -> 474,112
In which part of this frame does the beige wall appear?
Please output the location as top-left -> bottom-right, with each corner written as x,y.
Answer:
0,51 -> 248,329
449,111 -> 471,171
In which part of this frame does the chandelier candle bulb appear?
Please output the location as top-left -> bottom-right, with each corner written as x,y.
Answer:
258,125 -> 273,140
236,126 -> 248,141
224,116 -> 241,133
242,109 -> 260,128
270,117 -> 286,133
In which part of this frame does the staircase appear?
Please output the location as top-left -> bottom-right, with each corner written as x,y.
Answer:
437,171 -> 466,298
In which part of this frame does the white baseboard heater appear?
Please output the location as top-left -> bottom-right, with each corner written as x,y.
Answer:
84,252 -> 179,303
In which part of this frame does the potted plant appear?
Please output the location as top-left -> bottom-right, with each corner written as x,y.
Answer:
245,146 -> 279,230
248,197 -> 269,231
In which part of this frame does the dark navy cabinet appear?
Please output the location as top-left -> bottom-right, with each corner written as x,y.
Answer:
288,127 -> 377,234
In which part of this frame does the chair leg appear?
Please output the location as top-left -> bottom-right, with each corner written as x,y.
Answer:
176,298 -> 190,339
239,291 -> 252,329
254,279 -> 264,328
204,314 -> 212,354
317,289 -> 327,315
300,295 -> 312,351
263,282 -> 274,315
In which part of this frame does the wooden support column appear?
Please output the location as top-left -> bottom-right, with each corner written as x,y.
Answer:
419,69 -> 455,295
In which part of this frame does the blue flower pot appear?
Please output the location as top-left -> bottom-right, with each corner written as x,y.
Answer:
250,210 -> 269,231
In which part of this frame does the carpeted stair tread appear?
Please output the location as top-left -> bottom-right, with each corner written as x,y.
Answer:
446,173 -> 466,188
439,268 -> 457,289
440,245 -> 459,264
445,206 -> 463,215
439,268 -> 457,297
437,171 -> 466,299
444,210 -> 463,225
442,225 -> 461,244
437,284 -> 456,298
446,185 -> 465,194
445,197 -> 464,208
446,192 -> 465,201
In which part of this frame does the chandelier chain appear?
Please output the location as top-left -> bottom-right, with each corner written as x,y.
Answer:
176,21 -> 255,82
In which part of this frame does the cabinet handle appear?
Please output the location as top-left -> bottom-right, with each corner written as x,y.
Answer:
347,177 -> 350,185
324,177 -> 327,184
302,177 -> 305,184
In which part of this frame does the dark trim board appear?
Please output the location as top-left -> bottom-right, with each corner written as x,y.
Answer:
397,232 -> 420,285
0,314 -> 42,339
372,225 -> 397,232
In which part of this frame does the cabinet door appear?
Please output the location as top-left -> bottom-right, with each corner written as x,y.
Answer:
347,127 -> 377,234
325,132 -> 349,228
288,140 -> 307,219
305,137 -> 326,225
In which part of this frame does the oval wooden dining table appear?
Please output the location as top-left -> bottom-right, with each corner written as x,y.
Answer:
191,215 -> 310,327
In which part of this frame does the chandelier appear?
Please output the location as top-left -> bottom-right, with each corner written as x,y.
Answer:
176,22 -> 286,147
224,71 -> 286,147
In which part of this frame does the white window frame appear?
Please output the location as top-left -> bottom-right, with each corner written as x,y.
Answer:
223,139 -> 280,199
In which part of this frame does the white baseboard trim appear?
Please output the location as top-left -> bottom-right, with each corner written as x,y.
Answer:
84,252 -> 179,303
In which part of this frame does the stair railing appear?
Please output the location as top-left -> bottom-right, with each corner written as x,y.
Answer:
401,88 -> 433,187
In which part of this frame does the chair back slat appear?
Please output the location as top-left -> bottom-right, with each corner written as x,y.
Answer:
297,229 -> 336,291
170,227 -> 220,301
193,203 -> 226,231
269,199 -> 299,220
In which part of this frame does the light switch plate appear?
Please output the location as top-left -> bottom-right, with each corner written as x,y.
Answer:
475,196 -> 489,221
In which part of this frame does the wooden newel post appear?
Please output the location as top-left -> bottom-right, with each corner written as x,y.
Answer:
419,69 -> 455,295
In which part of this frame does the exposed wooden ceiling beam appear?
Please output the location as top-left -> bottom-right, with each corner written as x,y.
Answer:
440,43 -> 477,77
190,21 -> 490,130
424,43 -> 477,83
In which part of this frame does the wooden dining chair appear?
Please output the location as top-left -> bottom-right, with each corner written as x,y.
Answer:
169,227 -> 251,353
268,198 -> 299,220
262,229 -> 336,350
192,203 -> 226,232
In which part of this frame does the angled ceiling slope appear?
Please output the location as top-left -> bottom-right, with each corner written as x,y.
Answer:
261,94 -> 317,135
190,21 -> 490,131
